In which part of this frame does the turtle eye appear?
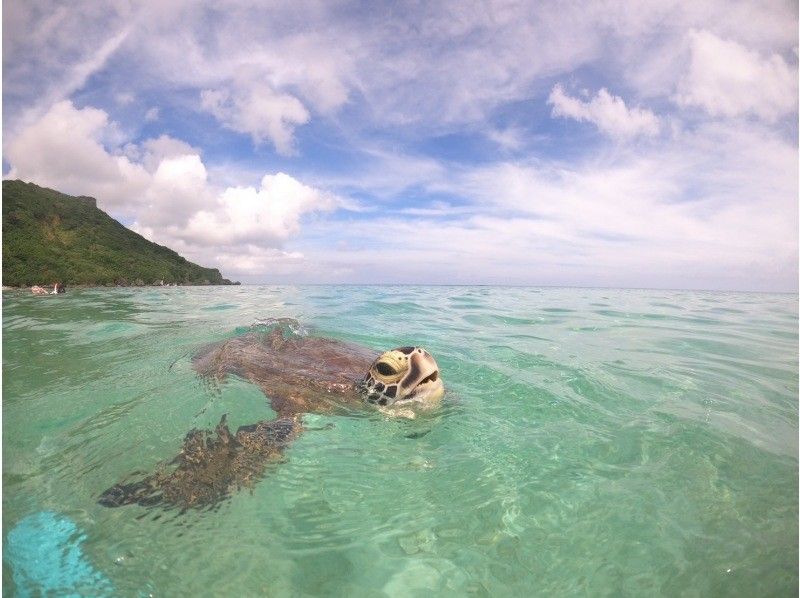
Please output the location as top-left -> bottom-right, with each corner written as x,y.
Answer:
375,362 -> 396,376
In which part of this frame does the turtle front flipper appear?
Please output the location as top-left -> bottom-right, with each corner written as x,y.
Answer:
98,414 -> 302,510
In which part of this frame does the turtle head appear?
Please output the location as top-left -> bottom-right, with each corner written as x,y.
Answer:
359,346 -> 444,408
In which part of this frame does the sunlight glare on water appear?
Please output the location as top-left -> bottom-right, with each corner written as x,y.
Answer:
2,286 -> 798,596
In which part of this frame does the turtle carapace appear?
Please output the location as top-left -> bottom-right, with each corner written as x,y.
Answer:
98,323 -> 444,510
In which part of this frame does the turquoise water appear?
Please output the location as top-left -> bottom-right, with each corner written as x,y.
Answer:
3,286 -> 797,596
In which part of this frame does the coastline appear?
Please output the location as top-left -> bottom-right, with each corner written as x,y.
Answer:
2,282 -> 241,291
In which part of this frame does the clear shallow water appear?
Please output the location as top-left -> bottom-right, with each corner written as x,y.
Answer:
2,286 -> 797,596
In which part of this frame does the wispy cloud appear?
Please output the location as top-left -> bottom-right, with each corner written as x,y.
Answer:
200,83 -> 310,155
2,0 -> 797,290
548,85 -> 660,139
675,29 -> 797,121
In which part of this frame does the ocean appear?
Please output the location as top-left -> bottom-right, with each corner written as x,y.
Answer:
2,286 -> 797,596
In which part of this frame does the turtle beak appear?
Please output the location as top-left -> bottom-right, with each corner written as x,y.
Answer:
396,350 -> 444,405
362,347 -> 444,408
405,371 -> 443,404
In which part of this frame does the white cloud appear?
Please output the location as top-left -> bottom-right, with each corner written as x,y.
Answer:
200,84 -> 310,155
182,173 -> 338,247
4,101 -> 150,208
4,1 -> 796,145
548,84 -> 660,139
2,1 -> 797,289
675,29 -> 796,121
144,107 -> 159,121
140,154 -> 212,227
2,0 -> 133,134
293,118 -> 797,290
115,92 -> 134,105
211,246 -> 306,278
485,127 -> 527,151
5,101 -> 347,275
139,135 -> 201,172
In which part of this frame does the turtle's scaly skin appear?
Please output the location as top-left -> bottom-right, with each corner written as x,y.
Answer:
193,328 -> 377,416
99,326 -> 378,509
99,323 -> 444,510
98,414 -> 300,509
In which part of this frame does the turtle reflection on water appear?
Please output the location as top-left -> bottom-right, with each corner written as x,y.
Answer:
98,321 -> 444,510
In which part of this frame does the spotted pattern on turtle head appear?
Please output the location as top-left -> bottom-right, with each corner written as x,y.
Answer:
358,347 -> 444,408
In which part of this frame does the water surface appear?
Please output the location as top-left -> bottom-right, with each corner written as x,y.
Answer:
3,286 -> 797,596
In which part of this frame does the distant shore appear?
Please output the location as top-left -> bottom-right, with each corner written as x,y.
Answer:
2,282 -> 241,291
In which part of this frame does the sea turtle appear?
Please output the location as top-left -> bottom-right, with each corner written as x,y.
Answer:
98,320 -> 444,510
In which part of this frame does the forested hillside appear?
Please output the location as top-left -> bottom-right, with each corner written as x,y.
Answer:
2,180 -> 237,287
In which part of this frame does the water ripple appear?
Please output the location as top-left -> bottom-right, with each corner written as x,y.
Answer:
2,286 -> 797,596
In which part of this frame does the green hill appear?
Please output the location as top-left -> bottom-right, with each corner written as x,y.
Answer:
2,180 -> 238,287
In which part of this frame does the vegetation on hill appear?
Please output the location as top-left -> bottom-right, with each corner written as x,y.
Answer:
2,180 -> 238,287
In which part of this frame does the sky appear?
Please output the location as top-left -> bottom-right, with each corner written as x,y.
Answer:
2,0 -> 798,291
